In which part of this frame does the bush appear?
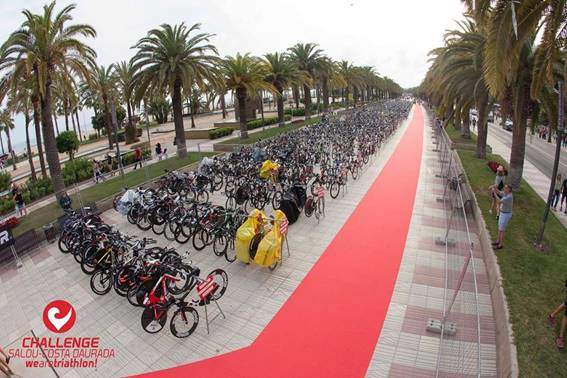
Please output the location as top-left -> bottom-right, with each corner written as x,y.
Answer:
56,131 -> 80,159
88,133 -> 99,141
24,177 -> 53,202
246,115 -> 292,131
0,171 -> 11,192
0,197 -> 14,214
209,127 -> 234,139
63,158 -> 93,185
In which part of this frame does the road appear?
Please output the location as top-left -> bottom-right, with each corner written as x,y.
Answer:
487,122 -> 567,179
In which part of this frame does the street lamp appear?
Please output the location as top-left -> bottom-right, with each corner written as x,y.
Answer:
536,81 -> 564,248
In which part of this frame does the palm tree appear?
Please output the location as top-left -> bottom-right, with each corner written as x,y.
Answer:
113,60 -> 138,144
0,110 -> 17,171
87,65 -> 117,149
263,52 -> 307,125
1,1 -> 96,197
288,43 -> 325,118
132,23 -> 220,158
483,0 -> 554,188
7,81 -> 37,180
221,53 -> 275,139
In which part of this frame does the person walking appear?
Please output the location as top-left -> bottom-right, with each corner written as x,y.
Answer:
492,184 -> 513,250
155,143 -> 162,161
133,147 -> 143,170
552,173 -> 562,210
547,279 -> 567,349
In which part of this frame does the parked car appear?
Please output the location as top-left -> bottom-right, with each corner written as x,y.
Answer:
504,119 -> 513,131
487,112 -> 494,123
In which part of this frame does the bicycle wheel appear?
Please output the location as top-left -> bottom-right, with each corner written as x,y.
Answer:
141,307 -> 167,334
127,285 -> 143,307
170,306 -> 199,338
304,197 -> 314,217
163,221 -> 177,241
174,223 -> 190,244
196,190 -> 209,203
272,191 -> 282,210
330,182 -> 340,199
213,234 -> 228,257
137,213 -> 152,231
114,266 -> 134,297
351,166 -> 359,180
192,228 -> 209,251
205,269 -> 228,302
225,196 -> 236,209
213,176 -> 224,192
58,235 -> 70,253
90,269 -> 112,295
152,220 -> 166,235
224,239 -> 236,263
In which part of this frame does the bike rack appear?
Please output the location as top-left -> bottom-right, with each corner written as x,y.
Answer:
203,298 -> 226,335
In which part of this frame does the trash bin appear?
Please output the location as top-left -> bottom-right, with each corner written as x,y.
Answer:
43,223 -> 57,243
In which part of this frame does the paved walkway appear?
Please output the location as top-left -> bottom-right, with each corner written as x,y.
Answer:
367,110 -> 497,377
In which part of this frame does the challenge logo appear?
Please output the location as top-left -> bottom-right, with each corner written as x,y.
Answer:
42,300 -> 76,333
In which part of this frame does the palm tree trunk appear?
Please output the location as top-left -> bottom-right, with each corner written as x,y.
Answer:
236,87 -> 249,139
0,134 -> 5,155
172,79 -> 187,158
125,100 -> 136,144
75,109 -> 83,141
71,105 -> 77,134
303,84 -> 312,119
322,78 -> 329,112
190,100 -> 196,128
64,99 -> 70,131
6,129 -> 16,171
476,97 -> 489,159
40,75 -> 65,198
220,94 -> 227,119
292,86 -> 300,109
461,108 -> 471,139
24,111 -> 37,181
276,84 -> 285,126
258,92 -> 265,124
102,95 -> 114,149
508,85 -> 529,189
32,97 -> 47,177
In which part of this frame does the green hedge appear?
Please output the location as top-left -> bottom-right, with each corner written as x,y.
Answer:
0,171 -> 11,192
247,115 -> 292,130
209,127 -> 234,139
63,158 -> 93,185
0,176 -> 54,215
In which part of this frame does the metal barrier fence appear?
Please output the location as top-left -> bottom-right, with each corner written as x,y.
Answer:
429,119 -> 482,377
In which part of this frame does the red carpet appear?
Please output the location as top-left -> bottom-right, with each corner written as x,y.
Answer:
137,106 -> 424,378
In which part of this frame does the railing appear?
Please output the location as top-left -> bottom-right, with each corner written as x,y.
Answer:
430,118 -> 482,377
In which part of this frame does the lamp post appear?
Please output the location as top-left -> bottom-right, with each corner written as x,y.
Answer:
536,81 -> 564,248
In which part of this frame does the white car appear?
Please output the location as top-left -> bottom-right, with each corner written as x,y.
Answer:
504,119 -> 513,131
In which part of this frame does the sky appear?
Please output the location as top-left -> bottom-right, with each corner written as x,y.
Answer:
0,0 -> 466,151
